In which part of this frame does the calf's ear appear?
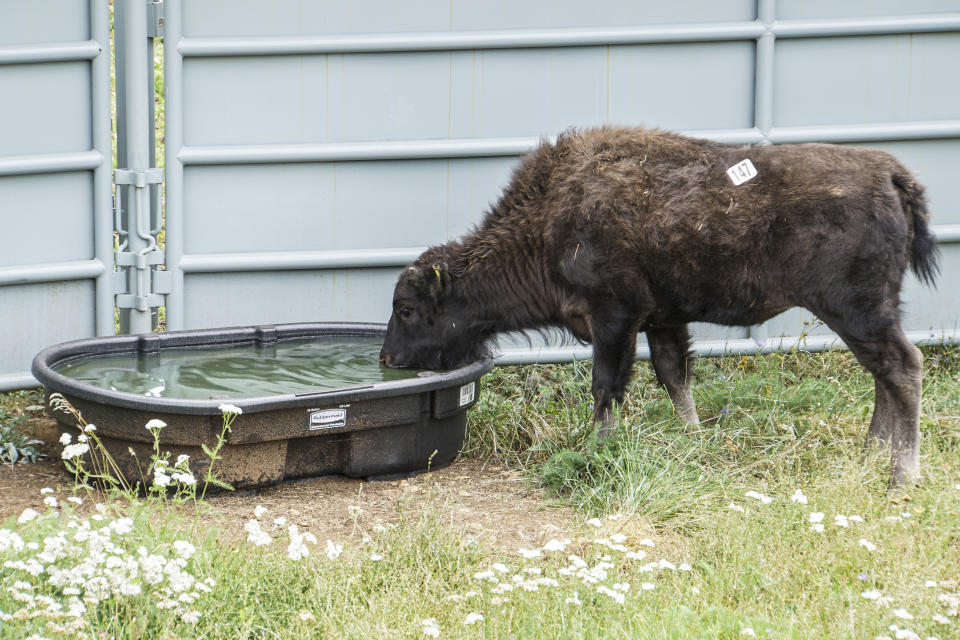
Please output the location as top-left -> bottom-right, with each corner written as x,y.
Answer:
429,262 -> 451,299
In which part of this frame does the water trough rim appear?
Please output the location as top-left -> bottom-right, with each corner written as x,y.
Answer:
31,322 -> 493,415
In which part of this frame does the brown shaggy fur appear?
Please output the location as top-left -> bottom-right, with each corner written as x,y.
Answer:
380,126 -> 940,485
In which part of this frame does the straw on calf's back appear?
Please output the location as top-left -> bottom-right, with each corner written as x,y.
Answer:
380,126 -> 940,485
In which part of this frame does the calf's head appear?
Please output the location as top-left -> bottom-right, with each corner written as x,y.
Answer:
380,259 -> 488,370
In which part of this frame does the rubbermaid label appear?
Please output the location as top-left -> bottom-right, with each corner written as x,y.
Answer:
308,408 -> 347,430
459,382 -> 476,407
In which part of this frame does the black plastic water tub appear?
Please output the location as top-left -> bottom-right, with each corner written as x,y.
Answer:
31,322 -> 492,489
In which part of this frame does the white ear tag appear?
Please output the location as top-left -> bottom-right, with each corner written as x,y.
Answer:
726,159 -> 757,185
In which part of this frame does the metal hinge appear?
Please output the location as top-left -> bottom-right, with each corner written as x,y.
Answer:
113,168 -> 165,312
147,1 -> 164,38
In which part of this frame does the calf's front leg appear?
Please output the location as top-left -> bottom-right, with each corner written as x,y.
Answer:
588,308 -> 641,440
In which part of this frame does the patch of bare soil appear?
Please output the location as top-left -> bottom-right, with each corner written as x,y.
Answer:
3,417 -> 577,552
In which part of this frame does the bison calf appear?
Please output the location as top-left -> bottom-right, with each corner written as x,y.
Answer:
380,126 -> 940,485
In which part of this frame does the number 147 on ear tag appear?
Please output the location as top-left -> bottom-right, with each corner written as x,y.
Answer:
726,159 -> 757,185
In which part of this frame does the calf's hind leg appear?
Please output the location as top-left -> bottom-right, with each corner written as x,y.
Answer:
829,319 -> 923,485
647,326 -> 700,425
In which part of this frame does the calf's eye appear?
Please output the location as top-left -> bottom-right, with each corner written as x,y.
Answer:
397,306 -> 413,320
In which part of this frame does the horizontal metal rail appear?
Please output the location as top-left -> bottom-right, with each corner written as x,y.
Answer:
0,259 -> 106,287
177,119 -> 960,166
176,13 -> 960,57
179,248 -> 425,273
178,222 -> 959,275
0,151 -> 103,177
768,120 -> 960,144
495,329 -> 960,366
0,373 -> 42,393
179,132 -> 761,165
0,39 -> 102,65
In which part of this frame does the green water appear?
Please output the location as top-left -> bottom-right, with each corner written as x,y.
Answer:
53,337 -> 421,400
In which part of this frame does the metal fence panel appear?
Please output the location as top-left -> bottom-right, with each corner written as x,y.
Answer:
0,0 -> 113,391
162,0 -> 960,364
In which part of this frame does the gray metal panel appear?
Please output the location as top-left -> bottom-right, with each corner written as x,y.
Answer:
774,33 -> 960,126
777,0 -> 960,20
163,0 -> 960,365
0,0 -> 112,391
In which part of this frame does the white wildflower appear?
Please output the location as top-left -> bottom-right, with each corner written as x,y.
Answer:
728,502 -> 745,513
175,454 -> 190,467
745,491 -> 772,504
84,423 -> 97,433
639,538 -> 655,547
659,559 -> 677,570
474,570 -> 496,582
810,523 -> 825,533
44,496 -> 59,508
172,472 -> 196,486
518,547 -> 542,559
862,590 -> 883,600
610,533 -> 627,544
932,614 -> 951,625
253,505 -> 267,518
421,618 -> 440,638
848,515 -> 864,523
144,419 -> 167,431
218,403 -> 243,415
741,628 -> 757,637
542,538 -> 570,552
596,585 -> 626,604
109,517 -> 134,535
324,540 -> 343,560
59,433 -> 72,445
859,539 -> 877,552
492,563 -> 509,573
369,553 -> 383,562
40,487 -> 54,495
641,582 -> 656,591
18,508 -> 39,524
244,519 -> 272,546
679,563 -> 692,571
791,489 -> 808,504
626,549 -> 647,560
61,443 -> 89,460
613,582 -> 630,592
586,518 -> 602,528
892,609 -> 914,620
608,513 -> 624,521
273,517 -> 287,528
181,610 -> 201,624
464,612 -> 484,625
835,515 -> 850,527
173,541 -> 196,559
287,525 -> 310,561
67,496 -> 82,505
347,505 -> 362,518
565,592 -> 582,606
809,512 -> 824,523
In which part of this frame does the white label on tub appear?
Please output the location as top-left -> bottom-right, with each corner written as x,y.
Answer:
459,382 -> 476,407
308,408 -> 347,431
726,159 -> 757,185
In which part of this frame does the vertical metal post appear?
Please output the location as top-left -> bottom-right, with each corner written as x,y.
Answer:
116,0 -> 159,334
750,0 -> 776,349
164,0 -> 185,331
91,0 -> 115,336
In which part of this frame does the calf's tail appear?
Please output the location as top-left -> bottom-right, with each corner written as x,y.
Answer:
892,170 -> 941,287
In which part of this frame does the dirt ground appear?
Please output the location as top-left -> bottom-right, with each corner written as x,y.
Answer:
2,415 -> 578,552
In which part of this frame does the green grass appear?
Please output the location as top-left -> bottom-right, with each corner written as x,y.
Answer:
2,346 -> 959,638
